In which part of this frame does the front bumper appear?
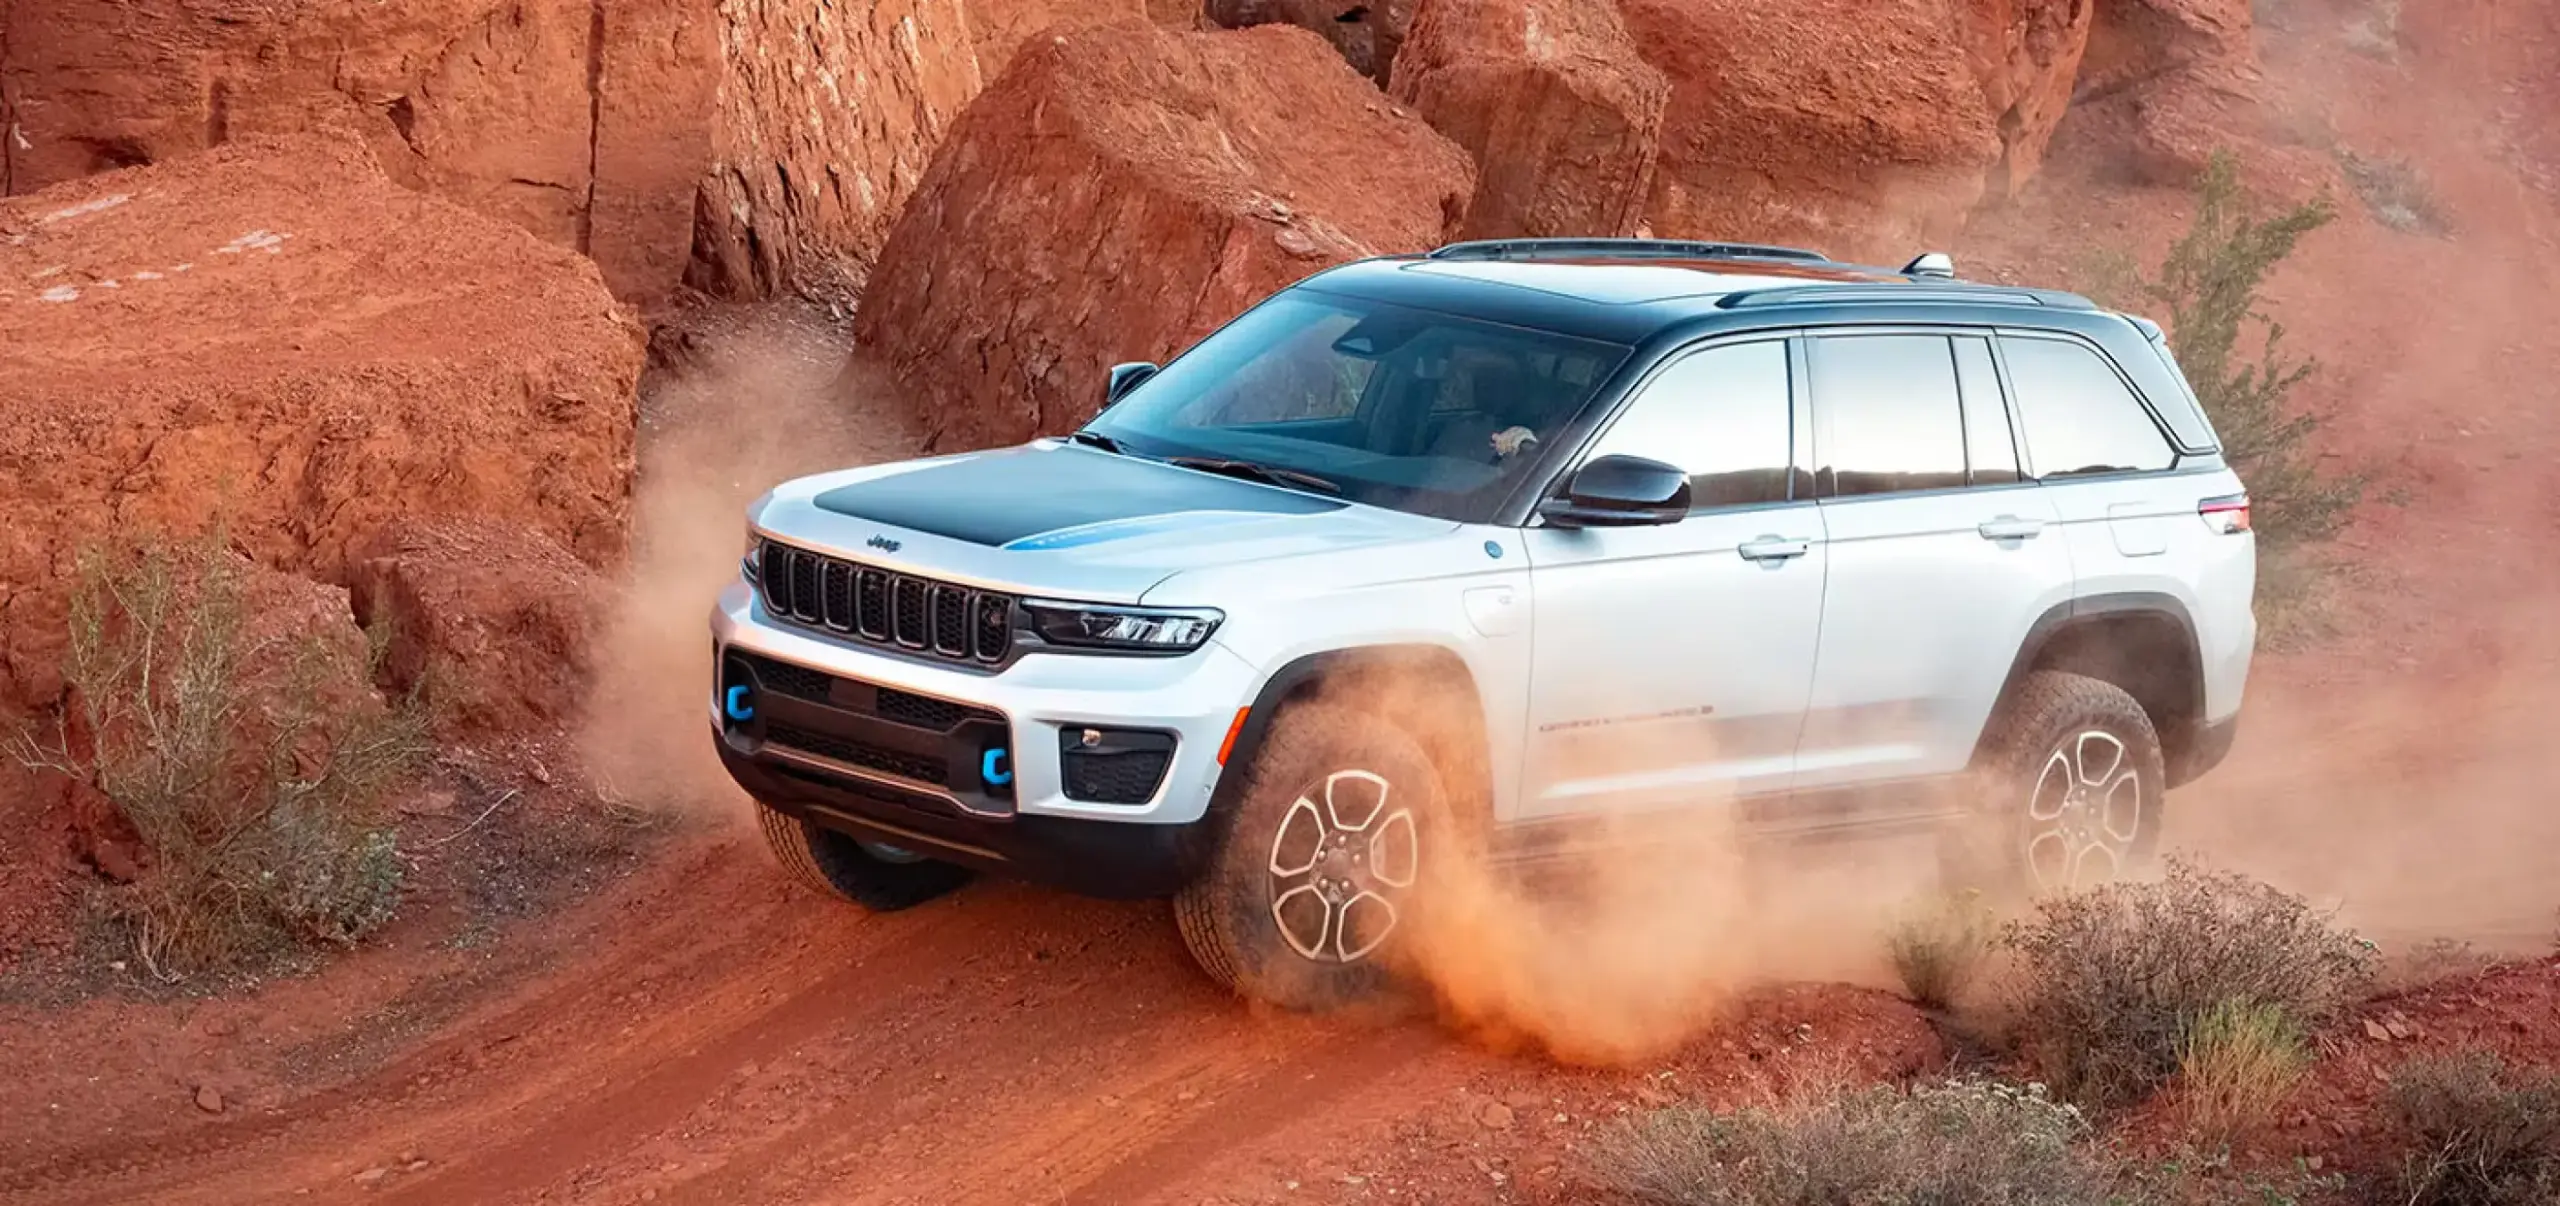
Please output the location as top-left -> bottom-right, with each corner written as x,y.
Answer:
710,582 -> 1257,892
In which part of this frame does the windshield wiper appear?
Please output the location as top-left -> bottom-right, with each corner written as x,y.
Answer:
1166,456 -> 1343,495
1067,430 -> 1125,454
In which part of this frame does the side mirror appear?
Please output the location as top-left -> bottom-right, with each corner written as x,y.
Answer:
1539,455 -> 1691,528
1103,361 -> 1159,410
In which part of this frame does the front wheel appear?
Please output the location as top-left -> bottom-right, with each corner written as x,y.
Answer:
756,803 -> 972,911
1173,703 -> 1440,1012
1946,670 -> 2166,898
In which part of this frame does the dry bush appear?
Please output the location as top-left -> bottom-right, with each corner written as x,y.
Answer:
4,534 -> 427,974
2005,859 -> 2375,1110
1886,889 -> 1998,1011
2337,149 -> 2447,235
1590,1079 -> 2136,1206
2385,1051 -> 2560,1206
2176,999 -> 2312,1141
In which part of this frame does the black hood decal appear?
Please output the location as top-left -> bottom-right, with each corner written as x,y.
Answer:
812,444 -> 1345,548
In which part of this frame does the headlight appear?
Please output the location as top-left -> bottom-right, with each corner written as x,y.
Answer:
1022,601 -> 1222,653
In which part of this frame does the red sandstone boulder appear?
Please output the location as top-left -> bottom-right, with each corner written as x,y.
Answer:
1955,0 -> 2098,197
2063,0 -> 2266,184
685,0 -> 985,299
850,25 -> 1472,452
1204,0 -> 1415,81
1618,0 -> 2005,261
968,0 -> 1159,80
0,131 -> 640,712
350,519 -> 604,737
1388,0 -> 1667,239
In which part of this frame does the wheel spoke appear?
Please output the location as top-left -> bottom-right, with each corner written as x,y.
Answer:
2074,731 -> 2126,788
1268,796 -> 1327,878
1337,891 -> 1398,962
1323,770 -> 1391,832
2099,770 -> 2144,844
2028,751 -> 2073,821
1368,808 -> 1418,889
1271,883 -> 1332,959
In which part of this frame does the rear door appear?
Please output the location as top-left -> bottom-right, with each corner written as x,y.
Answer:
1998,332 -> 2203,596
1792,331 -> 2078,792
1518,338 -> 1825,817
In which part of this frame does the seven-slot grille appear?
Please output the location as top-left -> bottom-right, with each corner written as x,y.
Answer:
758,541 -> 1014,664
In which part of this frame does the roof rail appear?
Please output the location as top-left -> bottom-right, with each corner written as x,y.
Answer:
1717,285 -> 2059,310
1426,237 -> 1832,264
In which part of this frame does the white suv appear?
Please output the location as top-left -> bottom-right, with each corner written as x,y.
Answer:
710,239 -> 2255,1009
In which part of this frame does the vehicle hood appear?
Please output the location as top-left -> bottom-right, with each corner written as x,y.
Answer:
748,440 -> 1458,604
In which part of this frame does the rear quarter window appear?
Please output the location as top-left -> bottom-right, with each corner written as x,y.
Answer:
2001,335 -> 2178,478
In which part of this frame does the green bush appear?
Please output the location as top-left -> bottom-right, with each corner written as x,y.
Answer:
2087,151 -> 2360,558
5,533 -> 425,974
2004,859 -> 2374,1110
1590,1079 -> 2135,1206
2386,1051 -> 2560,1206
2176,999 -> 2313,1140
1886,888 -> 1998,1011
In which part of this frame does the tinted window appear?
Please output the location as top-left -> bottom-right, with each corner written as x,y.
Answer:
1584,341 -> 1793,508
2002,336 -> 2176,477
1953,336 -> 2020,485
1809,335 -> 1967,497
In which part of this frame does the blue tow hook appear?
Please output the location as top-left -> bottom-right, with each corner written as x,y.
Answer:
981,748 -> 1013,787
724,684 -> 755,723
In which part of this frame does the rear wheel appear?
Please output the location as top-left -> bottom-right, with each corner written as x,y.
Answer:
755,803 -> 972,911
1946,670 -> 2165,897
1174,703 -> 1438,1011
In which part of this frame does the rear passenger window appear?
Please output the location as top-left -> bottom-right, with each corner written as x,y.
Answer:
1585,341 -> 1794,508
1809,334 -> 1967,497
2001,336 -> 2177,477
1953,336 -> 2020,485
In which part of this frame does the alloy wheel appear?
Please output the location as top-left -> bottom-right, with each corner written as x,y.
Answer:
2023,729 -> 2144,892
1266,769 -> 1420,963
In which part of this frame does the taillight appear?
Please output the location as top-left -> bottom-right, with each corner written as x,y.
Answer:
2199,493 -> 2251,535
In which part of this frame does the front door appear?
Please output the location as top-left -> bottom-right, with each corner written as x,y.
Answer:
1519,338 -> 1826,819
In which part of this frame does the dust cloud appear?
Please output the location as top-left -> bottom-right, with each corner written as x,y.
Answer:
574,306 -> 920,821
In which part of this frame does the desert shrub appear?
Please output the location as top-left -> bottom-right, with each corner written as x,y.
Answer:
1886,889 -> 1998,1011
2337,149 -> 2446,235
2085,152 -> 2359,562
2386,1051 -> 2560,1206
2176,999 -> 2313,1140
1590,1079 -> 2136,1206
4,533 -> 426,974
2005,859 -> 2374,1110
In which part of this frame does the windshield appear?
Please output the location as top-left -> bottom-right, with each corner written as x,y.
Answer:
1083,290 -> 1630,521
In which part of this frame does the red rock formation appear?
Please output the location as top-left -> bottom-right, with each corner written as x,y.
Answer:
850,24 -> 1471,452
1955,0 -> 2099,197
1388,0 -> 1667,239
350,519 -> 604,737
1617,0 -> 2005,261
968,0 -> 1158,81
1204,0 -> 1415,81
2065,0 -> 2265,184
0,132 -> 641,711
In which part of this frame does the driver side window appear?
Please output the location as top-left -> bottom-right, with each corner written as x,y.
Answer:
1583,341 -> 1796,509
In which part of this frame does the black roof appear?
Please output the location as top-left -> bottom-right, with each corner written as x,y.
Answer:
1297,240 -> 2106,347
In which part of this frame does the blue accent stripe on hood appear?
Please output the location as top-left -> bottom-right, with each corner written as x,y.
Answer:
813,444 -> 1342,548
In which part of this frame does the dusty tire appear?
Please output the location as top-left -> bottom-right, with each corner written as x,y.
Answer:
1945,670 -> 2166,898
755,803 -> 971,911
1174,703 -> 1441,1012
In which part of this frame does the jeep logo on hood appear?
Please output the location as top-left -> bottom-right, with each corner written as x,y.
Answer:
866,534 -> 902,553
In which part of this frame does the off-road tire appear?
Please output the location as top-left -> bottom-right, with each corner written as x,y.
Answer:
1946,670 -> 2166,899
1174,703 -> 1442,1012
756,803 -> 971,911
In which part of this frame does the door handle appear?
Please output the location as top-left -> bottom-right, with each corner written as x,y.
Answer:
1978,515 -> 2047,541
1738,535 -> 1810,562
